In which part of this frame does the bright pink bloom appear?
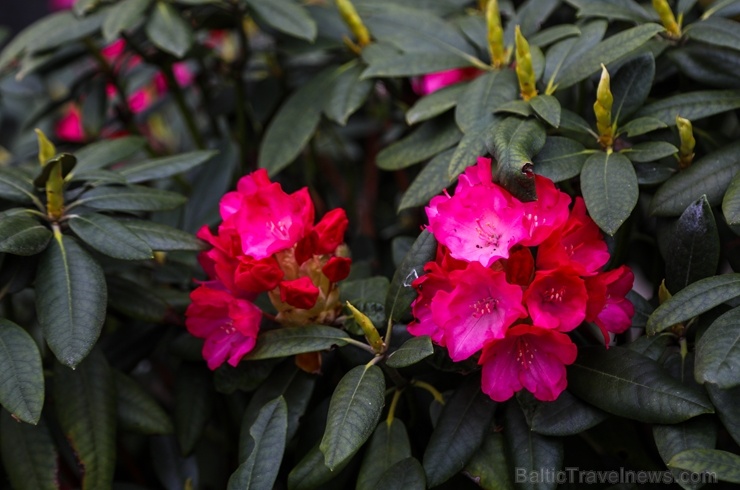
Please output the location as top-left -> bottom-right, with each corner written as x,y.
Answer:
503,245 -> 535,287
537,198 -> 610,275
279,277 -> 320,310
520,175 -> 571,246
431,262 -> 526,361
186,285 -> 262,370
234,256 -> 284,293
322,256 -> 351,283
524,268 -> 588,332
408,262 -> 455,346
586,266 -> 635,344
56,104 -> 86,142
479,325 -> 578,402
412,67 -> 483,95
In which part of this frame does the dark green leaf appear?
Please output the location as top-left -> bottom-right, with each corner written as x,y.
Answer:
245,0 -> 317,42
174,363 -> 213,455
386,336 -> 434,368
377,117 -> 462,171
533,136 -> 589,182
69,213 -> 153,260
495,100 -> 535,118
54,349 -> 116,490
503,0 -> 560,42
702,0 -> 740,18
686,17 -> 740,51
36,235 -> 106,368
665,196 -> 720,294
0,168 -> 37,205
287,442 -> 353,490
107,276 -> 168,322
723,171 -> 740,234
706,384 -> 740,447
567,346 -> 713,423
0,412 -> 58,490
406,83 -> 468,125
373,458 -> 426,490
357,420 -> 412,490
340,276 -> 389,328
464,431 -> 513,490
118,150 -> 217,184
120,219 -> 204,251
654,416 -> 717,489
0,319 -> 44,424
74,136 -> 147,171
362,52 -> 474,79
228,397 -> 288,490
529,25 -> 581,47
34,154 -> 76,187
102,0 -> 152,41
530,94 -> 561,128
324,61 -> 373,125
74,185 -> 187,212
622,141 -> 678,163
695,307 -> 740,388
0,214 -> 50,256
544,20 -> 607,90
504,400 -> 563,490
559,108 -> 594,134
423,380 -> 495,487
627,334 -> 672,361
581,151 -> 638,235
320,364 -> 385,470
398,148 -> 455,211
214,358 -> 281,395
530,390 -> 608,436
627,291 -> 654,329
448,121 -> 493,181
611,53 -> 656,123
146,2 -> 193,58
635,89 -> 740,125
455,70 -> 518,132
115,371 -> 173,435
385,229 -> 437,321
244,326 -> 350,360
647,274 -> 740,334
618,116 -> 668,137
556,24 -> 664,89
669,449 -> 740,484
575,0 -> 656,22
489,117 -> 546,202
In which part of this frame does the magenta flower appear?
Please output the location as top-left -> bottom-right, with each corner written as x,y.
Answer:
520,175 -> 571,246
585,265 -> 635,344
524,268 -> 588,332
411,67 -> 484,95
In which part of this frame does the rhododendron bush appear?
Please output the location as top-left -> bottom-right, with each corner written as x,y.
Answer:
1,0 -> 740,489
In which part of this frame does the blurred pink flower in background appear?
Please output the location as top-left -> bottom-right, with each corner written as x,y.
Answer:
412,67 -> 484,95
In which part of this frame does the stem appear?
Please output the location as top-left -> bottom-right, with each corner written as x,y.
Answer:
411,380 -> 445,405
679,336 -> 688,384
161,63 -> 206,149
386,388 -> 404,427
343,337 -> 377,355
232,7 -> 252,171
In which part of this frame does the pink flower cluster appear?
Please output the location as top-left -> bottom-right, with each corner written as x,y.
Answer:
185,170 -> 351,370
409,158 -> 634,402
411,67 -> 484,95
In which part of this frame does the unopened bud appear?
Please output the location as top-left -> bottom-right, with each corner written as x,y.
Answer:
336,0 -> 371,48
346,301 -> 385,353
676,116 -> 695,169
594,64 -> 614,149
652,0 -> 681,37
35,128 -> 56,166
515,26 -> 537,101
486,0 -> 507,68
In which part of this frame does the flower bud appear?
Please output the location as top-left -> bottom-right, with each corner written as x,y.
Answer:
486,0 -> 507,68
346,301 -> 385,353
35,128 -> 56,166
336,0 -> 371,48
676,115 -> 695,169
652,0 -> 681,38
515,26 -> 538,101
593,64 -> 614,149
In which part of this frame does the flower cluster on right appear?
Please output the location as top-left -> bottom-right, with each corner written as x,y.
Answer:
409,157 -> 634,402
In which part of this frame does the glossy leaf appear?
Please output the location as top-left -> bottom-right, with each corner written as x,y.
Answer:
635,89 -> 740,125
532,136 -> 589,182
356,419 -> 412,490
377,117 -> 462,170
54,349 -> 116,490
287,443 -> 353,490
455,70 -> 518,132
448,121 -> 493,180
618,116 -> 668,137
324,61 -> 373,126
621,141 -> 677,163
0,168 -> 37,205
723,171 -> 740,234
244,326 -> 350,360
530,390 -> 609,436
530,94 -> 561,127
115,371 -> 173,435
385,229 -> 437,321
695,307 -> 740,388
422,380 -> 495,487
362,52 -> 473,79
406,83 -> 468,125
340,276 -> 389,329
228,397 -> 288,490
398,148 -> 455,211
146,2 -> 193,58
647,274 -> 740,334
529,24 -> 581,47
245,0 -> 317,42
706,384 -> 740,447
74,185 -> 187,212
0,412 -> 58,490
567,346 -> 713,423
36,234 -> 107,368
175,363 -> 213,455
686,17 -> 740,51
654,416 -> 717,489
544,20 -> 606,89
320,364 -> 385,469
580,150 -> 638,235
575,0 -> 656,22
386,336 -> 434,368
373,458 -> 426,490
0,214 -> 51,256
0,319 -> 44,424
73,136 -> 147,171
102,0 -> 151,41
119,219 -> 204,251
464,431 -> 513,490
118,150 -> 217,184
69,213 -> 153,260
669,449 -> 740,484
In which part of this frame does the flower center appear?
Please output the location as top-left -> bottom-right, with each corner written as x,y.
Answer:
475,218 -> 502,250
544,286 -> 566,303
470,296 -> 498,318
269,219 -> 290,240
515,339 -> 536,370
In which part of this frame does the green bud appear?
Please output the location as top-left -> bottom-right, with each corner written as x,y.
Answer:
594,64 -> 614,149
486,0 -> 507,68
515,26 -> 538,101
652,0 -> 681,37
676,115 -> 695,169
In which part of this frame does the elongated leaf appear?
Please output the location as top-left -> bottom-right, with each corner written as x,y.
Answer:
115,371 -> 173,435
146,2 -> 193,58
423,380 -> 495,487
74,136 -> 146,171
357,420 -> 412,490
54,349 -> 116,490
406,83 -> 468,125
556,24 -> 664,89
36,235 -> 106,367
245,0 -> 317,41
102,0 -> 152,41
0,412 -> 58,490
544,20 -> 607,89
686,17 -> 740,51
723,171 -> 740,234
530,94 -> 561,127
618,116 -> 668,137
0,320 -> 44,424
386,336 -> 434,368
496,100 -> 534,118
567,346 -> 713,423
377,117 -> 462,170
530,390 -> 608,436
530,25 -> 581,47
611,53 -> 656,123
654,416 -> 717,489
706,384 -> 740,447
398,149 -> 455,211
576,0 -> 656,22
622,141 -> 677,163
340,276 -> 389,329
581,151 -> 638,235
287,442 -> 353,490
74,185 -> 187,211
533,136 -> 589,182
324,61 -> 373,125
665,196 -> 720,294
464,431 -> 513,490
374,458 -> 426,490
244,326 -> 349,361
488,117 -> 546,202
504,400 -> 563,490
0,168 -> 37,205
69,213 -> 153,260
175,363 -> 213,455
0,214 -> 51,256
635,89 -> 740,125
120,219 -> 204,251
228,397 -> 288,490
320,365 -> 385,470
695,307 -> 740,388
118,150 -> 217,184
647,274 -> 740,334
455,70 -> 518,132
669,449 -> 740,484
385,229 -> 437,320
362,52 -> 474,79
448,121 -> 493,180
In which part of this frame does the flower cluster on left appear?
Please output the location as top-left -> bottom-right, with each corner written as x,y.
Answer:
186,169 -> 352,370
